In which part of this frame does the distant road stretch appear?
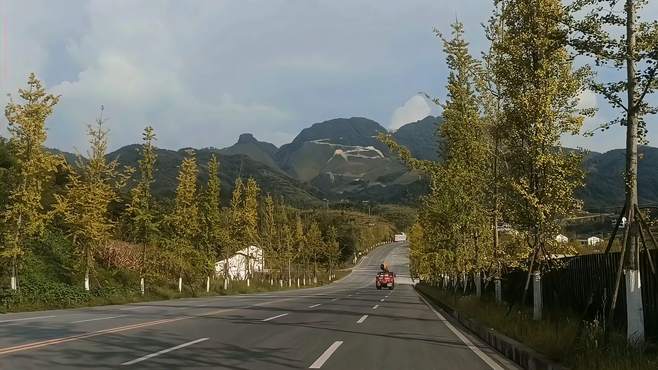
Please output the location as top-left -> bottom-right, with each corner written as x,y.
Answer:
0,243 -> 519,369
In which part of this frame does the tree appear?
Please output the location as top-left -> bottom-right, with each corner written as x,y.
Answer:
242,178 -> 260,284
492,0 -> 589,304
260,194 -> 277,284
126,126 -> 158,294
568,0 -> 658,344
56,110 -> 130,291
436,21 -> 492,294
168,150 -> 201,292
306,221 -> 323,284
293,212 -> 307,284
201,154 -> 222,291
1,73 -> 61,290
325,226 -> 340,280
223,178 -> 244,287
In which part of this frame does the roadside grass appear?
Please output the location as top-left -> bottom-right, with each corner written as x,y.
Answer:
0,270 -> 351,314
416,284 -> 658,370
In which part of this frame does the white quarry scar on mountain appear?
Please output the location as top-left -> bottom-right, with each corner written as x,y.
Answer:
309,139 -> 385,162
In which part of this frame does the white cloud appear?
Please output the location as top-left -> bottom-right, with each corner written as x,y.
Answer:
4,1 -> 653,152
389,95 -> 432,130
576,89 -> 598,110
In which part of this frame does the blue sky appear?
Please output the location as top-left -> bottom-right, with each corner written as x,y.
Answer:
0,0 -> 656,153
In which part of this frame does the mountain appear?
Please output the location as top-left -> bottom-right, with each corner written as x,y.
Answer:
273,117 -> 414,199
107,145 -> 322,207
580,146 -> 658,211
392,116 -> 442,161
218,133 -> 281,172
26,114 -> 658,211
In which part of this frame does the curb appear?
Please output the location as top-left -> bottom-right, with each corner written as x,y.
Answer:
415,285 -> 569,370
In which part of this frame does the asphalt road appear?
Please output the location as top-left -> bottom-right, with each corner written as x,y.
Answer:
0,243 -> 520,369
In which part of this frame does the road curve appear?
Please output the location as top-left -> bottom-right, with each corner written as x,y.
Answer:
0,243 -> 520,369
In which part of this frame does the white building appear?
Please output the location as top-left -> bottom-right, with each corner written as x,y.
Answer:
587,236 -> 602,246
215,246 -> 263,280
555,234 -> 569,243
394,233 -> 407,242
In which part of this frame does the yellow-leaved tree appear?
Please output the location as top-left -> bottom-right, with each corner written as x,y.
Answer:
1,73 -> 61,290
167,150 -> 201,292
56,110 -> 130,291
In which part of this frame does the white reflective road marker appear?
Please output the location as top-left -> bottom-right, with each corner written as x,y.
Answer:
380,298 -> 385,302
372,305 -> 379,310
418,294 -> 504,370
308,304 -> 321,308
331,298 -> 338,302
0,315 -> 56,324
72,315 -> 126,324
309,341 -> 343,369
356,315 -> 368,324
262,313 -> 289,322
121,337 -> 209,366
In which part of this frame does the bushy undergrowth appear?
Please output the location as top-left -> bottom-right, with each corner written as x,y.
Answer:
0,232 -> 351,312
416,283 -> 658,370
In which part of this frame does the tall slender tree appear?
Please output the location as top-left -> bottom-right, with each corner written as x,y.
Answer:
568,0 -> 658,344
307,221 -> 323,284
168,150 -> 200,292
260,194 -> 277,284
325,226 -> 340,281
492,0 -> 589,305
1,74 -> 61,290
126,126 -> 158,295
437,21 -> 492,294
56,110 -> 129,291
224,178 -> 244,287
201,154 -> 222,292
242,178 -> 260,284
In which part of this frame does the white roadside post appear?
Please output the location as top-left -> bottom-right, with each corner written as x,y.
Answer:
10,276 -> 16,290
533,271 -> 542,321
624,269 -> 645,344
140,277 -> 145,295
206,276 -> 210,293
84,274 -> 90,291
178,277 -> 182,293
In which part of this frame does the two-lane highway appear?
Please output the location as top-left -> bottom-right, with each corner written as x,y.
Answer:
0,243 -> 519,369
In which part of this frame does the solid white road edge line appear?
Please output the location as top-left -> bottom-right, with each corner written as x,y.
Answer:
308,304 -> 321,308
417,294 -> 504,370
121,337 -> 209,366
356,315 -> 368,324
71,315 -> 126,324
0,315 -> 56,324
309,341 -> 343,369
262,313 -> 289,322
119,306 -> 150,311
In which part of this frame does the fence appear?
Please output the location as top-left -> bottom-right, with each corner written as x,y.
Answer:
498,250 -> 658,338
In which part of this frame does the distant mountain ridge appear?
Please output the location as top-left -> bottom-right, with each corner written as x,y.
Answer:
32,115 -> 658,211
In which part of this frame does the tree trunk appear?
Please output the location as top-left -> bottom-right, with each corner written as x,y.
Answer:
84,267 -> 90,291
621,0 -> 644,345
10,256 -> 17,290
141,242 -> 147,296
